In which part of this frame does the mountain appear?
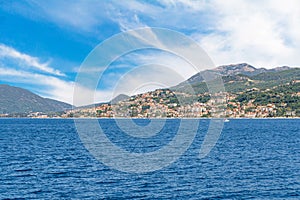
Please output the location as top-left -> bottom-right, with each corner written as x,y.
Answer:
173,63 -> 298,94
180,63 -> 291,85
213,63 -> 263,76
75,94 -> 131,110
211,63 -> 290,76
68,63 -> 300,118
0,84 -> 72,114
110,94 -> 130,104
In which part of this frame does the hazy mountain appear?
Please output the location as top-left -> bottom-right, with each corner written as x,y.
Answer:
110,94 -> 130,104
0,84 -> 72,114
73,94 -> 131,110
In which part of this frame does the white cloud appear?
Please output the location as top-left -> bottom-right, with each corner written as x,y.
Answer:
0,66 -> 112,106
159,0 -> 208,11
9,0 -> 300,69
109,0 -> 300,68
112,64 -> 187,96
0,44 -> 65,76
196,0 -> 300,68
0,44 -> 109,106
120,51 -> 197,80
0,67 -> 73,102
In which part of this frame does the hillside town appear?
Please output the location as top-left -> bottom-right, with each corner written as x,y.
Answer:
60,86 -> 299,118
1,64 -> 299,119
1,81 -> 299,119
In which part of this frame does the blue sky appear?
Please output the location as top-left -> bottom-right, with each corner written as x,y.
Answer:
0,0 -> 300,105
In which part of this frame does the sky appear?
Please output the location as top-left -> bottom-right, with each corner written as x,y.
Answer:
0,0 -> 300,106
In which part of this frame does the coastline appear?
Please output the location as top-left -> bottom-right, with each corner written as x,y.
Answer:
0,117 -> 299,119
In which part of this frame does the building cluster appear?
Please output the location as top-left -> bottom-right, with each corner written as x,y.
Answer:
225,101 -> 277,118
4,85 -> 296,118
65,89 -> 281,118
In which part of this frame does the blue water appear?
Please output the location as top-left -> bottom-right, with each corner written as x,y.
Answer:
0,119 -> 299,199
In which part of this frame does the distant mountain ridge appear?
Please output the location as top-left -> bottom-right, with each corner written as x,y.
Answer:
183,63 -> 291,85
174,63 -> 298,92
0,84 -> 72,114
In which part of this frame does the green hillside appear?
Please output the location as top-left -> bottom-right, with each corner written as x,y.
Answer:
174,68 -> 300,94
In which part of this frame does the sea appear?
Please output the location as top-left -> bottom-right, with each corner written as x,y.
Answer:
0,118 -> 299,199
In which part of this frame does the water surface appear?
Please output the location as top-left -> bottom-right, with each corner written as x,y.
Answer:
0,119 -> 299,199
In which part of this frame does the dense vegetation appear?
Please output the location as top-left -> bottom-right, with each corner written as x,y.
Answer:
172,66 -> 300,117
234,82 -> 300,116
173,68 -> 300,94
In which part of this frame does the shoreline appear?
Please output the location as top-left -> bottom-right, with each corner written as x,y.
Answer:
0,117 -> 299,119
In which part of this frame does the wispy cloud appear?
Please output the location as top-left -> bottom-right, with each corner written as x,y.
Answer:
7,1 -> 211,34
4,0 -> 106,33
0,44 -> 74,104
0,44 -> 65,76
0,66 -> 113,106
7,0 -> 300,68
112,64 -> 188,96
115,50 -> 197,80
0,66 -> 72,101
